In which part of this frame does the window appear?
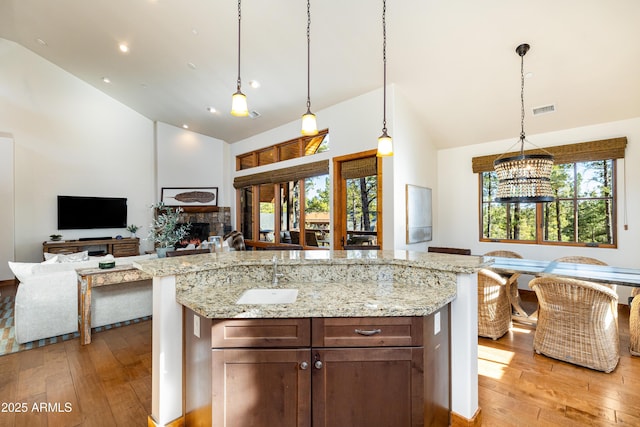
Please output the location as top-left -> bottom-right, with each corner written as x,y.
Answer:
236,130 -> 329,171
234,160 -> 330,249
481,159 -> 616,246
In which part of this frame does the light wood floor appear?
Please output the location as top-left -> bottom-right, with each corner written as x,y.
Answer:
479,292 -> 640,426
1,284 -> 638,426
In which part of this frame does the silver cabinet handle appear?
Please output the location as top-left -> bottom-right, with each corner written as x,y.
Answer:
300,361 -> 309,370
314,360 -> 323,369
355,328 -> 382,336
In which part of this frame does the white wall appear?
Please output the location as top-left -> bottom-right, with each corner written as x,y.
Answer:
437,117 -> 640,301
156,122 -> 229,206
0,135 -> 15,280
391,88 -> 438,251
0,38 -> 155,261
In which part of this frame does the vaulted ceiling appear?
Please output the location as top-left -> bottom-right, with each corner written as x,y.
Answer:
1,0 -> 639,148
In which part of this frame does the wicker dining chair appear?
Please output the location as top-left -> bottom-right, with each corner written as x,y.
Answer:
529,276 -> 619,372
631,288 -> 640,356
477,267 -> 512,340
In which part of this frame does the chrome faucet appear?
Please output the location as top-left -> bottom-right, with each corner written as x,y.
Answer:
272,255 -> 284,285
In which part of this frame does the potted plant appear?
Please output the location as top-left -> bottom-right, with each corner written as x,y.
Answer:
148,202 -> 191,257
126,224 -> 140,238
49,234 -> 63,242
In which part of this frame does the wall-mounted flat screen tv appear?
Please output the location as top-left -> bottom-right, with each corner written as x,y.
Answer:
57,195 -> 128,230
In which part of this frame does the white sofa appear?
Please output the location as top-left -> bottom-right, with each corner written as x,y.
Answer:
9,253 -> 155,344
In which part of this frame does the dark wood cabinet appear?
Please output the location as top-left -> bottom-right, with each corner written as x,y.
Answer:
212,349 -> 311,427
185,307 -> 450,427
312,347 -> 424,427
42,237 -> 139,258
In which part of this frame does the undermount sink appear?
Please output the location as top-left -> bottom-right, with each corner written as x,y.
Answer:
236,288 -> 298,305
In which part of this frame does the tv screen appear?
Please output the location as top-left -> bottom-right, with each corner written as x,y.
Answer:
57,196 -> 128,230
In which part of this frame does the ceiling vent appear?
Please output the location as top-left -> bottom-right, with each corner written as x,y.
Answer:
248,110 -> 261,119
532,104 -> 556,116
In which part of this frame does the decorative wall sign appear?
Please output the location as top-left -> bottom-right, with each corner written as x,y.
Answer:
406,184 -> 432,244
161,187 -> 218,207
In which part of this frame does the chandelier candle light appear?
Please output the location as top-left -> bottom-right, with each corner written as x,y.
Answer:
301,0 -> 318,135
376,0 -> 393,157
494,43 -> 554,203
231,0 -> 249,117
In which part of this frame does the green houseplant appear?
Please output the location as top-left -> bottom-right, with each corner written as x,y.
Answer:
126,224 -> 140,238
148,202 -> 191,257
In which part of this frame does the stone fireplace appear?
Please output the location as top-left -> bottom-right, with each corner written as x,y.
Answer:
175,207 -> 232,247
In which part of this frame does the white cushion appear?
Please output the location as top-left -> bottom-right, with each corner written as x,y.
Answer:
8,257 -> 58,282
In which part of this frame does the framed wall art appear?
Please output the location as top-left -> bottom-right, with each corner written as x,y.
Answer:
406,184 -> 432,244
161,187 -> 218,207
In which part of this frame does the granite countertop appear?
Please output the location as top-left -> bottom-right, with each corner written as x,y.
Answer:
133,249 -> 490,319
133,249 -> 490,277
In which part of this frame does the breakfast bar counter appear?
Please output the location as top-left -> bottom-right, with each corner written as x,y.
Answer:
134,250 -> 489,427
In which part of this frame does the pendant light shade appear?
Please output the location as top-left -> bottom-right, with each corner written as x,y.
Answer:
231,0 -> 249,117
301,0 -> 318,136
377,0 -> 392,157
494,43 -> 554,203
231,90 -> 248,117
377,130 -> 393,157
301,110 -> 318,136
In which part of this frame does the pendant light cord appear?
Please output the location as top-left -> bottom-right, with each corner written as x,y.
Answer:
236,0 -> 242,92
519,47 -> 526,155
382,0 -> 387,133
306,0 -> 311,111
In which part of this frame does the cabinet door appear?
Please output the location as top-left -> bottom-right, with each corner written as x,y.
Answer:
312,347 -> 424,427
212,349 -> 311,427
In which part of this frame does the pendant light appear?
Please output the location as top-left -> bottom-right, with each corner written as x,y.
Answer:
231,0 -> 249,117
301,0 -> 318,136
494,43 -> 554,203
377,0 -> 392,157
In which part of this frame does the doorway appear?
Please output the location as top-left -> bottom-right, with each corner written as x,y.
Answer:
332,150 -> 382,250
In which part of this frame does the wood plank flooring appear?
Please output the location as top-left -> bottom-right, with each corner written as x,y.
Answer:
1,283 -> 638,426
0,283 -> 151,427
479,292 -> 640,426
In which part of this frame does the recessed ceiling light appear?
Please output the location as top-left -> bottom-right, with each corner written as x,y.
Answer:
207,107 -> 218,114
102,77 -> 111,84
119,43 -> 129,53
192,28 -> 199,36
249,80 -> 261,89
182,124 -> 189,129
525,72 -> 534,79
187,62 -> 197,70
36,38 -> 47,46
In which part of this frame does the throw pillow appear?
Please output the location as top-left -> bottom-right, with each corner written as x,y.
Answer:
57,251 -> 89,263
8,262 -> 38,283
8,257 -> 58,282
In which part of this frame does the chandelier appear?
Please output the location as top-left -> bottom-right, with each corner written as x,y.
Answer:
494,43 -> 554,203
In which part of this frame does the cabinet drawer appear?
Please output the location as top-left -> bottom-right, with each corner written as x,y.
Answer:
212,318 -> 311,348
47,246 -> 80,254
112,244 -> 138,257
312,317 -> 423,347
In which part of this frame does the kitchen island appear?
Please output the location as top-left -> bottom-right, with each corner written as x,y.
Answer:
134,250 -> 489,426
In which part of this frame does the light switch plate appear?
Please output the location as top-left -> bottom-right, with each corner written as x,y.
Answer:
434,311 -> 441,335
193,314 -> 200,338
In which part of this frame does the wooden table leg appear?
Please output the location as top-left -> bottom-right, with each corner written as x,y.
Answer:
78,275 -> 93,345
506,274 -> 537,325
